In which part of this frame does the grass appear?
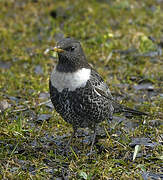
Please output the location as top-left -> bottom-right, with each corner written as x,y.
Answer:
0,0 -> 162,179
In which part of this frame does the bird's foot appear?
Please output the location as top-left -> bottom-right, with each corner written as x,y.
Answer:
61,130 -> 76,156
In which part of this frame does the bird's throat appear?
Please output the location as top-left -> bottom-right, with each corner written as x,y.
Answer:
50,67 -> 91,92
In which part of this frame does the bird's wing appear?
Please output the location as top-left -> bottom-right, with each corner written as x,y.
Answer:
89,69 -> 148,116
89,69 -> 113,100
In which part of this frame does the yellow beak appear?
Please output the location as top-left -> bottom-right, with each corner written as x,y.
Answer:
44,46 -> 64,55
53,46 -> 64,53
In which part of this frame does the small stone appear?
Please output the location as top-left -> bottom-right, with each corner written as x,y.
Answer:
37,114 -> 52,123
133,83 -> 154,91
0,100 -> 11,112
34,65 -> 43,75
38,92 -> 50,100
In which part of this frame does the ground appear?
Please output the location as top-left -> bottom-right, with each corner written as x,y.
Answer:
0,0 -> 162,179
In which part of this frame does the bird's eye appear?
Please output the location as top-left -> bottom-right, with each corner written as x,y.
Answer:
70,46 -> 75,51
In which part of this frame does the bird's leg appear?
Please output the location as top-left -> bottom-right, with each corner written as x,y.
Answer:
64,127 -> 77,151
90,125 -> 97,153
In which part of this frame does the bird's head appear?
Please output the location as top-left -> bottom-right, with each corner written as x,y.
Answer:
50,37 -> 89,72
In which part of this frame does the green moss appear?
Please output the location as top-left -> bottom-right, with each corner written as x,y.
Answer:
139,35 -> 157,53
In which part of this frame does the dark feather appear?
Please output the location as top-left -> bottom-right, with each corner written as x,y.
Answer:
94,86 -> 148,116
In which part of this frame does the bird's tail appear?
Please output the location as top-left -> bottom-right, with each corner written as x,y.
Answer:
94,87 -> 148,116
112,102 -> 148,116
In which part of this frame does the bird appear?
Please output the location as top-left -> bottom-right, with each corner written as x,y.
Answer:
48,37 -> 147,152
